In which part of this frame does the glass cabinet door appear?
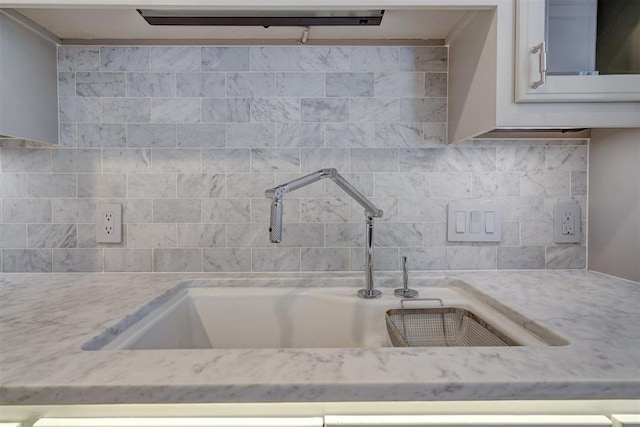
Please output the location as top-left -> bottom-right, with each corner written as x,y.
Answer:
515,0 -> 640,102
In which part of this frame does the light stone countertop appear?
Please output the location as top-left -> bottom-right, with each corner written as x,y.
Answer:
0,270 -> 639,405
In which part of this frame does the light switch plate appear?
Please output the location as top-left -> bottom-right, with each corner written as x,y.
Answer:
554,202 -> 581,243
447,201 -> 501,242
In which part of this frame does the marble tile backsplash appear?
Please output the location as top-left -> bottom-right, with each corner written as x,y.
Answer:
0,45 -> 588,272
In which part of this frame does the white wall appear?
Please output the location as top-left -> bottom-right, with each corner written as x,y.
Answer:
588,128 -> 640,282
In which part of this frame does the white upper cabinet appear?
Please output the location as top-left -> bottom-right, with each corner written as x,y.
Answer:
515,0 -> 640,102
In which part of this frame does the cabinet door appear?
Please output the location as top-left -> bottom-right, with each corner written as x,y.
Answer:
515,0 -> 640,102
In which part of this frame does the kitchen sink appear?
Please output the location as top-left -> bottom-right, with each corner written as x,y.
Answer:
84,281 -> 566,350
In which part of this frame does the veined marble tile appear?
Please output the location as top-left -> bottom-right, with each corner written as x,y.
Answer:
127,73 -> 176,97
177,72 -> 225,97
226,72 -> 275,98
102,98 -> 151,123
520,171 -> 570,196
58,72 -> 76,97
202,98 -> 250,123
326,223 -> 363,247
350,247 -> 399,271
350,148 -> 397,172
497,146 -> 545,171
501,222 -> 521,246
127,124 -> 176,148
251,247 -> 300,272
424,172 -> 472,198
400,247 -> 447,270
2,249 -> 51,272
301,148 -> 349,172
350,98 -> 401,123
100,47 -> 149,71
201,47 -> 249,71
521,221 -> 554,246
423,123 -> 447,146
406,47 -> 448,72
153,199 -> 201,223
376,123 -> 424,148
128,174 -> 176,199
571,171 -> 588,196
300,198 -> 349,223
325,123 -> 374,148
154,248 -> 202,272
178,224 -> 225,247
299,47 -> 349,72
53,248 -> 102,272
151,149 -> 201,173
27,224 -> 76,249
52,199 -> 95,223
77,174 -> 126,198
250,198 -> 300,224
77,123 -> 126,148
226,173 -> 274,198
150,47 -> 201,72
102,149 -> 150,173
0,173 -> 26,198
398,197 -> 447,223
424,73 -> 447,97
276,72 -> 325,97
423,222 -> 448,246
399,148 -> 448,172
498,246 -> 545,269
59,123 -> 77,147
59,97 -> 101,123
0,148 -> 51,172
202,149 -> 250,173
203,199 -> 251,223
325,172 -> 373,198
104,249 -> 152,272
499,196 -> 547,222
301,248 -> 349,271
226,223 -> 270,247
128,223 -> 176,248
76,72 -> 125,97
250,47 -> 300,71
377,223 -> 423,247
375,72 -> 424,98
27,174 -> 76,198
203,248 -> 251,272
546,245 -> 586,269
151,98 -> 201,123
177,174 -> 225,198
350,47 -> 400,72
0,224 -> 26,248
52,149 -> 101,172
375,173 -> 424,197
472,172 -> 520,197
546,146 -> 588,171
178,124 -> 225,148
250,98 -> 301,123
400,98 -> 447,122
447,246 -> 496,270
326,73 -> 374,97
226,123 -> 275,148
276,123 -> 324,148
447,147 -> 496,171
251,148 -> 300,173
302,98 -> 349,123
58,46 -> 100,72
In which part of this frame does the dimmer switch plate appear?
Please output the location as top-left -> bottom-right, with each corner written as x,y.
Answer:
96,203 -> 122,243
447,201 -> 501,242
554,202 -> 581,243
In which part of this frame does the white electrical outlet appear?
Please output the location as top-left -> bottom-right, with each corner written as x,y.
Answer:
96,203 -> 122,243
554,202 -> 581,243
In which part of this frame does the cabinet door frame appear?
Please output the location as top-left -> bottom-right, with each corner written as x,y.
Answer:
515,0 -> 640,103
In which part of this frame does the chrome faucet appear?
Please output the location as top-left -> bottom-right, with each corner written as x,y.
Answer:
394,256 -> 418,298
265,168 -> 383,299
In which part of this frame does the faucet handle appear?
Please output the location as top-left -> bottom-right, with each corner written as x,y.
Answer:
394,256 -> 419,298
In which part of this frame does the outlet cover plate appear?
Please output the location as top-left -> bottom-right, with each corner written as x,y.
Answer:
96,203 -> 122,243
554,202 -> 581,243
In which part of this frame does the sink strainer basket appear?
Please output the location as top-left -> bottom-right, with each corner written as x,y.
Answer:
385,307 -> 519,347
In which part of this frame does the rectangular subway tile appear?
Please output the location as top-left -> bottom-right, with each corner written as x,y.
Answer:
0,148 -> 51,172
202,149 -> 250,173
251,148 -> 300,173
77,174 -> 126,198
151,98 -> 201,123
203,199 -> 251,223
127,72 -> 176,97
250,98 -> 301,123
128,223 -> 176,248
3,249 -> 52,272
27,174 -> 76,198
76,72 -> 126,97
276,72 -> 325,97
52,199 -> 95,223
0,173 -> 26,198
177,174 -> 225,198
498,246 -> 545,269
127,124 -> 176,148
77,123 -> 127,148
203,248 -> 251,272
225,123 -> 275,148
202,98 -> 250,123
52,149 -> 101,172
178,224 -> 226,247
301,98 -> 348,122
102,149 -> 151,173
178,123 -> 225,148
447,246 -> 496,270
201,47 -> 249,71
276,123 -> 324,148
59,97 -> 101,123
177,72 -> 225,97
251,247 -> 300,272
151,149 -> 201,173
128,174 -> 176,199
0,224 -> 26,248
154,248 -> 202,272
101,47 -> 150,71
104,249 -> 152,272
58,46 -> 100,72
250,47 -> 300,71
150,47 -> 201,72
301,248 -> 349,271
27,224 -> 76,248
102,98 -> 151,123
226,72 -> 275,98
53,248 -> 102,272
326,73 -> 374,97
153,199 -> 201,223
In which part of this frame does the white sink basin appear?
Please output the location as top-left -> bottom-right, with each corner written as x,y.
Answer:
91,283 -> 562,350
